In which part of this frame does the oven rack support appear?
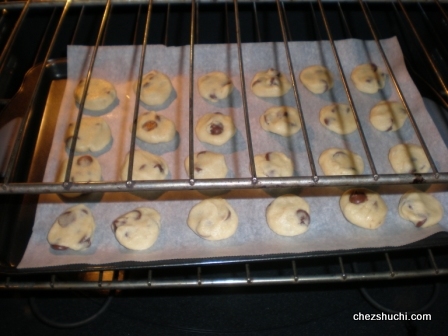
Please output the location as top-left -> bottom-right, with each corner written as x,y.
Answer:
1,248 -> 447,290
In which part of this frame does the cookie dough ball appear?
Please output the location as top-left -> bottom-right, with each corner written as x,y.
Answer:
47,204 -> 95,251
266,194 -> 310,236
370,101 -> 408,132
198,71 -> 233,103
112,207 -> 161,250
195,112 -> 236,146
136,111 -> 176,144
65,117 -> 112,153
135,70 -> 173,106
340,188 -> 388,229
319,148 -> 364,175
184,151 -> 228,179
255,152 -> 294,177
299,65 -> 334,94
319,103 -> 357,135
121,150 -> 169,181
74,78 -> 117,111
398,190 -> 444,228
187,198 -> 238,240
351,63 -> 386,94
260,106 -> 301,136
388,144 -> 430,174
251,68 -> 291,98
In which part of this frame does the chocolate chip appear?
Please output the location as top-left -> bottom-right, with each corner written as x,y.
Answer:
324,118 -> 331,126
370,63 -> 378,72
252,79 -> 262,87
264,115 -> 270,125
416,217 -> 427,228
296,209 -> 310,226
365,77 -> 373,83
225,210 -> 231,221
77,155 -> 93,167
51,244 -> 68,250
195,167 -> 202,173
198,151 -> 207,155
81,209 -> 89,215
270,77 -> 279,86
214,112 -> 223,115
154,163 -> 164,173
139,164 -> 147,171
143,82 -> 151,88
209,93 -> 217,100
333,151 -> 348,159
155,115 -> 161,122
142,120 -> 158,132
130,210 -> 142,220
265,152 -> 271,161
58,211 -> 76,227
283,111 -> 289,117
209,122 -> 224,135
79,236 -> 91,248
385,125 -> 393,132
112,218 -> 127,232
349,190 -> 367,204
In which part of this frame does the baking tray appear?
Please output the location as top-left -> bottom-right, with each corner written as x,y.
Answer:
0,55 -> 448,275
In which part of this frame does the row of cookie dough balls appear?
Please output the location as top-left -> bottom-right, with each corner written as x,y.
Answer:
47,189 -> 444,252
75,62 -> 386,114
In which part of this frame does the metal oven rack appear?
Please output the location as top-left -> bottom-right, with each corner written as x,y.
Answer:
0,0 -> 448,290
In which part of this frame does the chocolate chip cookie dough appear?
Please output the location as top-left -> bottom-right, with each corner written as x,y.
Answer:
254,152 -> 294,177
121,150 -> 169,181
340,188 -> 388,229
319,103 -> 357,135
112,207 -> 161,250
187,198 -> 238,241
251,68 -> 291,98
388,143 -> 431,174
369,101 -> 408,132
136,111 -> 176,144
266,194 -> 310,236
398,190 -> 444,228
299,65 -> 334,94
351,63 -> 387,94
318,148 -> 364,175
135,70 -> 174,106
260,106 -> 301,137
74,78 -> 117,111
195,112 -> 236,146
184,151 -> 228,179
47,204 -> 96,251
65,117 -> 112,153
198,71 -> 233,103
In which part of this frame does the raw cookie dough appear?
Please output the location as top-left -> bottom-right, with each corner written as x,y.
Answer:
251,68 -> 291,98
319,103 -> 357,135
318,148 -> 364,175
255,152 -> 294,177
74,78 -> 117,111
136,111 -> 176,144
350,63 -> 387,94
112,207 -> 161,250
388,144 -> 430,174
135,70 -> 173,106
121,150 -> 169,181
195,112 -> 236,146
184,151 -> 228,179
187,198 -> 238,240
47,204 -> 95,251
198,71 -> 233,102
340,188 -> 388,229
266,194 -> 310,236
260,106 -> 301,136
299,65 -> 334,94
398,190 -> 444,228
369,101 -> 408,132
65,117 -> 112,153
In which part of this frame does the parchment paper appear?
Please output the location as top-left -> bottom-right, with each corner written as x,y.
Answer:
18,37 -> 448,269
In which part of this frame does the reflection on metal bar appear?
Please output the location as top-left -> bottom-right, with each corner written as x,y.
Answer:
101,4 -> 113,46
418,2 -> 448,61
3,0 -> 72,184
2,268 -> 447,290
245,263 -> 251,283
280,1 -> 292,42
127,0 -> 154,185
50,274 -> 55,289
164,3 -> 170,46
197,267 -> 202,285
428,249 -> 439,274
225,2 -> 230,43
98,270 -> 104,287
252,1 -> 261,42
396,0 -> 448,96
63,0 -> 112,186
310,2 -> 322,40
148,269 -> 152,286
233,0 -> 257,184
434,0 -> 448,26
338,256 -> 347,280
188,0 -> 196,184
337,2 -> 352,38
317,0 -> 379,180
292,260 -> 298,282
33,7 -> 57,67
385,253 -> 395,277
133,5 -> 142,45
276,0 -> 318,181
0,0 -> 30,70
360,1 -> 439,178
71,6 -> 85,45
2,172 -> 448,194
196,0 -> 199,44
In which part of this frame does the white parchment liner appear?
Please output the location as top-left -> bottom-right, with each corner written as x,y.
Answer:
18,37 -> 448,269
